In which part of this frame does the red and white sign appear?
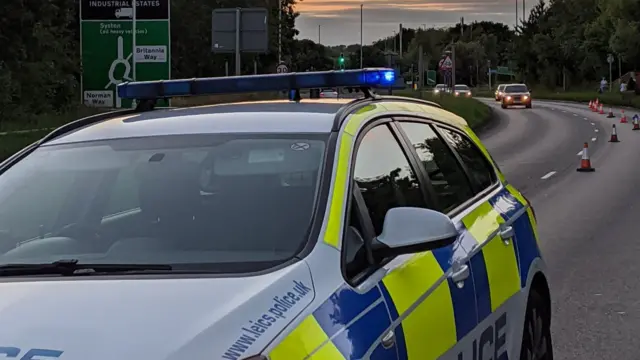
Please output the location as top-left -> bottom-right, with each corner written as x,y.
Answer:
439,56 -> 453,70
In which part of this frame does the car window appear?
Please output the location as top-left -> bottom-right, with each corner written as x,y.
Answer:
454,85 -> 469,90
0,171 -> 76,243
0,134 -> 328,271
439,127 -> 497,192
398,122 -> 474,213
353,124 -> 428,235
505,85 -> 528,93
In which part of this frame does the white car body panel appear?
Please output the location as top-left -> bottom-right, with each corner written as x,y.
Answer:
0,261 -> 315,360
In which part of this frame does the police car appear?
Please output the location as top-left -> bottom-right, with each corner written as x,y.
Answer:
0,69 -> 552,360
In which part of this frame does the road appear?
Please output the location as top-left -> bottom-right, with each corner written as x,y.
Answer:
477,98 -> 640,360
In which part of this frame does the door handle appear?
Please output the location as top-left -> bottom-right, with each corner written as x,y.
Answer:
498,225 -> 514,245
450,264 -> 470,288
381,329 -> 396,349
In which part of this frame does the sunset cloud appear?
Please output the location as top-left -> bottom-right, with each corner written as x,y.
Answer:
295,0 -> 524,45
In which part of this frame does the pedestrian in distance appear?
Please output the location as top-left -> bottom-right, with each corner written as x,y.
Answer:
599,77 -> 607,93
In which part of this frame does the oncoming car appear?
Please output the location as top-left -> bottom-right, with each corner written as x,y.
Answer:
501,84 -> 532,109
319,88 -> 338,98
433,83 -> 450,94
0,69 -> 552,360
495,84 -> 507,101
453,84 -> 472,97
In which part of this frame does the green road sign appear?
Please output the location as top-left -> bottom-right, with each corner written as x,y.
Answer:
80,0 -> 171,109
426,70 -> 436,86
496,66 -> 513,76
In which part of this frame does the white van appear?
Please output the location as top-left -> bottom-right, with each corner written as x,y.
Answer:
115,7 -> 133,18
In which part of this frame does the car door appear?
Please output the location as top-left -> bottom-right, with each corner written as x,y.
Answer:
334,119 -> 419,359
341,119 -> 479,360
435,124 -> 523,359
390,120 -> 482,359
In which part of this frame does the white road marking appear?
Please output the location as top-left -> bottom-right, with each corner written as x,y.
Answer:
584,117 -> 588,120
594,129 -> 599,132
574,114 -> 578,116
577,150 -> 583,156
592,137 -> 597,141
562,110 -> 567,113
541,171 -> 557,180
591,122 -> 595,125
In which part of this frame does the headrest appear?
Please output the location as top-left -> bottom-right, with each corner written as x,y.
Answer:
136,154 -> 201,222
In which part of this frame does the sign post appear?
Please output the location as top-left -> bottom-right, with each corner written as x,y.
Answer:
439,53 -> 453,90
487,60 -> 492,89
80,0 -> 171,108
607,53 -> 614,92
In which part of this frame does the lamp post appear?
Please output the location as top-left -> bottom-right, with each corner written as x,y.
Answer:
278,0 -> 282,63
360,3 -> 363,68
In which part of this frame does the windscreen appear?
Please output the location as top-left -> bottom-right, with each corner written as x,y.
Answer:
0,134 -> 327,272
505,85 -> 528,93
454,85 -> 469,90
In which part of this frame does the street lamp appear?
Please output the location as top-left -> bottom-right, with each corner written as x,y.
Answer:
278,0 -> 282,63
360,3 -> 363,68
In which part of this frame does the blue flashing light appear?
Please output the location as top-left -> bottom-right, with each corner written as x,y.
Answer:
117,68 -> 397,100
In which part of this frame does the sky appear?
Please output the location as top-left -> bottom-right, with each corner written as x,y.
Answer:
295,0 -> 530,46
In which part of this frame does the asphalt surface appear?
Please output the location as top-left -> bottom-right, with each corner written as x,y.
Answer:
477,98 -> 640,360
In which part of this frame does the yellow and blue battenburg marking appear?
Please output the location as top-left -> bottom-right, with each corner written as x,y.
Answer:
270,187 -> 542,359
489,187 -> 542,289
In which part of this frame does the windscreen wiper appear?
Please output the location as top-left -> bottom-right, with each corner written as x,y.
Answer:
0,259 -> 172,276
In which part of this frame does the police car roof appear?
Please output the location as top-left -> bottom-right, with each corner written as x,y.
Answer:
46,99 -> 356,145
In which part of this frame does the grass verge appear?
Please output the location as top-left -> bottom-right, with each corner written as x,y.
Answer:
0,90 -> 491,162
473,89 -> 640,108
395,90 -> 492,130
0,130 -> 50,162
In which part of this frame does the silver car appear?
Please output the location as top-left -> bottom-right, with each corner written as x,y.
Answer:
433,83 -> 450,94
453,84 -> 472,97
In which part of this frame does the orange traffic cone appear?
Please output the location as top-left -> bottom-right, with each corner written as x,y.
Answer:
592,103 -> 598,112
633,115 -> 640,130
589,100 -> 593,109
577,142 -> 595,172
609,124 -> 620,142
620,109 -> 628,123
599,104 -> 605,114
607,107 -> 615,118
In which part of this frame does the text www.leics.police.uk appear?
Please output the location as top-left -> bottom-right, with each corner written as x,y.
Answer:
222,280 -> 312,360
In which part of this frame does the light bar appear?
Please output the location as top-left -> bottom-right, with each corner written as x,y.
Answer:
116,68 -> 396,100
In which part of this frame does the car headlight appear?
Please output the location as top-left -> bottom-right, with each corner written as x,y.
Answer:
466,92 -> 472,97
505,96 -> 512,100
455,92 -> 460,96
523,95 -> 529,100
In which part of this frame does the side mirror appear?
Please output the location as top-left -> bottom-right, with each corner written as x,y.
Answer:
372,207 -> 458,259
